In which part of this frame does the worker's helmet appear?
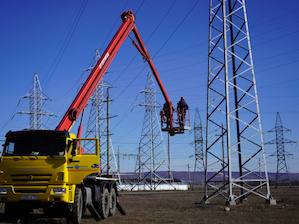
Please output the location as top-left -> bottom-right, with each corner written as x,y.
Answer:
181,97 -> 184,100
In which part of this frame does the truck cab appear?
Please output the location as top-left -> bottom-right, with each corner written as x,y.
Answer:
0,130 -> 115,223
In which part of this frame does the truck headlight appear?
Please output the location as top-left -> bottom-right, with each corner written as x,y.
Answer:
53,188 -> 66,194
0,188 -> 7,195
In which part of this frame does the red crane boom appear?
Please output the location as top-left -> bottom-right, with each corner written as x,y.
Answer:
56,11 -> 188,136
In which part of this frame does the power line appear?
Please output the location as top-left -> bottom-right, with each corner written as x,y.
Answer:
109,0 -> 178,88
152,0 -> 200,58
43,0 -> 89,89
251,20 -> 299,38
134,0 -> 145,15
254,30 -> 299,48
97,0 -> 130,54
255,48 -> 299,63
112,0 -> 200,103
250,9 -> 299,29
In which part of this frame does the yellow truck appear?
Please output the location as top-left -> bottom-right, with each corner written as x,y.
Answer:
1,130 -> 119,223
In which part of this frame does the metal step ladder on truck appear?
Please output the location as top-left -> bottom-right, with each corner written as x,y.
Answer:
0,10 -> 190,223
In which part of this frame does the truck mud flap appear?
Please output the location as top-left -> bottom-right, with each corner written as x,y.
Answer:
87,203 -> 101,221
85,187 -> 101,221
116,201 -> 126,216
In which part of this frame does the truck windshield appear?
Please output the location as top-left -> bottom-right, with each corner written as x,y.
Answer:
3,138 -> 66,156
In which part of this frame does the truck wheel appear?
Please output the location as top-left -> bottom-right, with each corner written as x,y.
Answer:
109,188 -> 117,216
99,187 -> 110,219
66,187 -> 83,224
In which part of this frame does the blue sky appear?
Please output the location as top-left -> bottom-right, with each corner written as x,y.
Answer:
0,0 -> 298,173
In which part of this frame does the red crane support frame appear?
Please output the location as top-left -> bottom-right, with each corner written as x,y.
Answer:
56,11 -> 179,135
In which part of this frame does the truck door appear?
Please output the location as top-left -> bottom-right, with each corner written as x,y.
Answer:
67,138 -> 100,184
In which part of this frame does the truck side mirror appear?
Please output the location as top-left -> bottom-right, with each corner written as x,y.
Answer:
72,140 -> 77,156
68,140 -> 77,156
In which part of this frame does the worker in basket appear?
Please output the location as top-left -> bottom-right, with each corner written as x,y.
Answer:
177,97 -> 189,127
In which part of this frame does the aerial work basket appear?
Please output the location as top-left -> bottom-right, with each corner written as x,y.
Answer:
160,108 -> 190,135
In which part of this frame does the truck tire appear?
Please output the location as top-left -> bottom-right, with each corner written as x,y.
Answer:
109,188 -> 117,216
99,187 -> 110,219
66,187 -> 83,224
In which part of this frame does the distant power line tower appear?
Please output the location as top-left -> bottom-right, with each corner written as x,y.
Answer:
193,108 -> 204,184
17,73 -> 55,130
83,49 -> 120,179
203,0 -> 275,205
265,112 -> 296,188
133,72 -> 173,190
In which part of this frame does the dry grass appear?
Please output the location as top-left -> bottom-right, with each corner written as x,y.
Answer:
0,186 -> 298,223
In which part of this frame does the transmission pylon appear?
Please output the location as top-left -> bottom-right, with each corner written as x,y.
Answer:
132,72 -> 173,190
203,0 -> 275,205
193,108 -> 204,185
265,112 -> 296,188
17,73 -> 55,130
83,49 -> 120,181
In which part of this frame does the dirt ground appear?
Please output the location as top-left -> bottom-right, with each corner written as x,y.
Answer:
0,186 -> 298,223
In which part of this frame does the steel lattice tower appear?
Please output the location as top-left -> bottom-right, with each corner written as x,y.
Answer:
17,73 -> 55,130
132,72 -> 173,190
204,0 -> 274,205
83,50 -> 120,179
193,108 -> 204,184
265,112 -> 296,188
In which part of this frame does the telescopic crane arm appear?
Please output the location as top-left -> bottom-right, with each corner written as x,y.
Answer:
56,11 -> 178,135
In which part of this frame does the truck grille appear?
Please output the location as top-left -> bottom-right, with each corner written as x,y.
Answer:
14,188 -> 47,194
11,174 -> 52,183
